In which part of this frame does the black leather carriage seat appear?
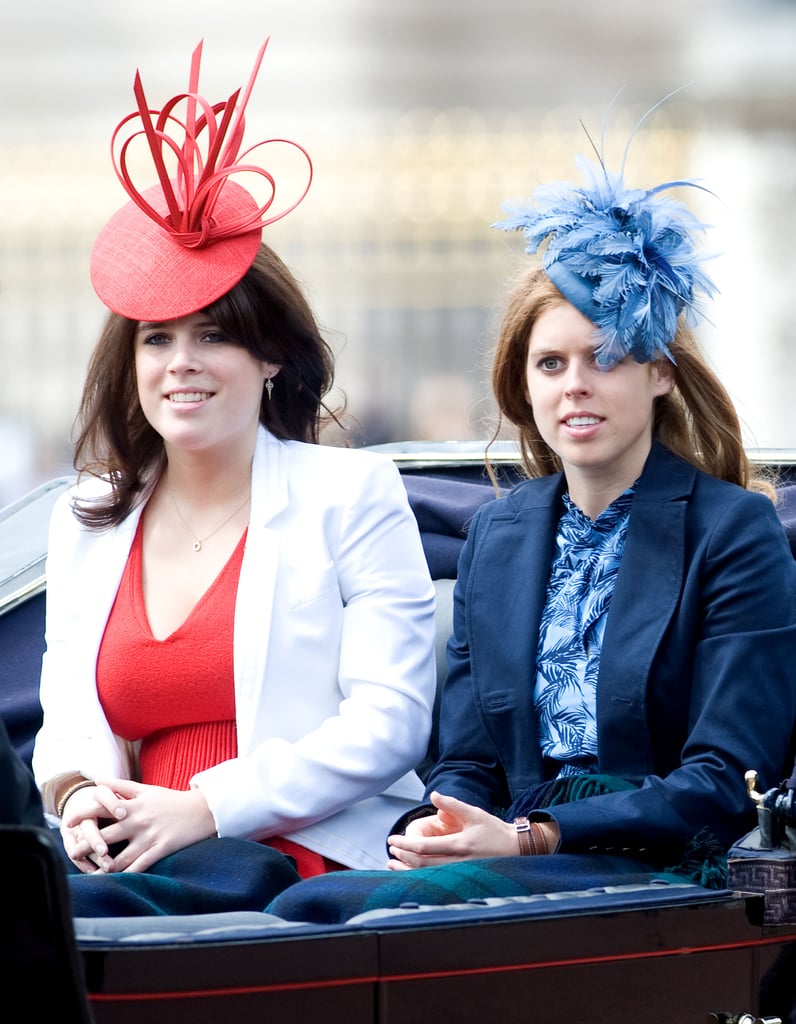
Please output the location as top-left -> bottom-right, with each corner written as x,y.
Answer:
0,824 -> 94,1022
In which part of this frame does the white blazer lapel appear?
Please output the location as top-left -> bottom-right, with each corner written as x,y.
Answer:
39,494 -> 142,782
91,517 -> 139,616
233,429 -> 288,754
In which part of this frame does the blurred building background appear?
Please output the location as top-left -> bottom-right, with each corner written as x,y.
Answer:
0,0 -> 794,504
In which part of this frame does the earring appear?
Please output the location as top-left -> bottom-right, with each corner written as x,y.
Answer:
265,375 -> 274,401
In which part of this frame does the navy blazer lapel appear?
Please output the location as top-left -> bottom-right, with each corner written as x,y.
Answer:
466,475 -> 563,777
597,445 -> 695,775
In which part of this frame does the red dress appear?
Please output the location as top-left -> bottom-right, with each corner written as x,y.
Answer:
96,519 -> 344,878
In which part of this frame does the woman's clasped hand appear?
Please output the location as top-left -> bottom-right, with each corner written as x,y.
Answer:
387,791 -> 560,869
60,780 -> 216,874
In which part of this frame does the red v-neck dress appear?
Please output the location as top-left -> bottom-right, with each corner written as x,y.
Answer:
96,518 -> 343,878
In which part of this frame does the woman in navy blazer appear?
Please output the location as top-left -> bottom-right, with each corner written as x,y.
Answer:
390,434 -> 796,865
387,135 -> 796,875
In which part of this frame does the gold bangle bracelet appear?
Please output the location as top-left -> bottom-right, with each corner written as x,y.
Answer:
56,779 -> 96,818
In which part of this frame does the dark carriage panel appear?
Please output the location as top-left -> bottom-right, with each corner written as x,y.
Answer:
375,895 -> 766,1023
82,929 -> 378,1024
73,890 -> 796,1024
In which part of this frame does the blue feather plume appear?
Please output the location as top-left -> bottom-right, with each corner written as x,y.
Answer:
493,97 -> 718,366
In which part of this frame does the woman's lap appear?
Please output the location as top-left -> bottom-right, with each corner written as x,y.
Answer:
266,853 -> 682,924
62,836 -> 301,917
56,834 -> 712,922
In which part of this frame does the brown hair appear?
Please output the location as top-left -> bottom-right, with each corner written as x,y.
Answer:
73,243 -> 336,527
488,266 -> 772,496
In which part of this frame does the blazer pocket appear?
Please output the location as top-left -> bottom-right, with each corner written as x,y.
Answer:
484,692 -> 518,713
288,563 -> 341,611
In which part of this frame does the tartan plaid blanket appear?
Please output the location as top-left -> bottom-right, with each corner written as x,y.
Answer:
266,853 -> 691,924
267,774 -> 726,923
505,773 -> 637,816
63,837 -> 300,917
61,774 -> 725,919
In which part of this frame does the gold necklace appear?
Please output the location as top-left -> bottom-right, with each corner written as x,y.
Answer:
169,490 -> 251,552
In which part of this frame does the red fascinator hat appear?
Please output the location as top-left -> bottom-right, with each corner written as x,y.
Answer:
90,39 -> 312,322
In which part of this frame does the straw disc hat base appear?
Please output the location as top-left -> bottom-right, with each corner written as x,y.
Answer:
90,180 -> 262,323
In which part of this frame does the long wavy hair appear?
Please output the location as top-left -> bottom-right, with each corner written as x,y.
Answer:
488,266 -> 772,496
73,243 -> 337,527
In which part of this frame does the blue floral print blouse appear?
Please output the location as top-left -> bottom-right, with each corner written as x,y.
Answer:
534,487 -> 635,778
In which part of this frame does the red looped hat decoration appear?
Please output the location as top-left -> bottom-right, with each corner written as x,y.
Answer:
90,39 -> 312,322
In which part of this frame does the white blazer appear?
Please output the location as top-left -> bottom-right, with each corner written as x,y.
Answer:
33,428 -> 437,869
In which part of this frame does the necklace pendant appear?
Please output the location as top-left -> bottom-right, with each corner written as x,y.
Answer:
169,487 -> 250,554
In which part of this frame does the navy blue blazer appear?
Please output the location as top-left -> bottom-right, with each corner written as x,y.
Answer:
425,443 -> 796,855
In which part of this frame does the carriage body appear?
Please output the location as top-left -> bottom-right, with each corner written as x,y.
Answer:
2,445 -> 795,1023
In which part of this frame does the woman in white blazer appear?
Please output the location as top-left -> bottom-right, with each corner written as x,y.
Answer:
32,44 -> 436,913
34,427 -> 436,867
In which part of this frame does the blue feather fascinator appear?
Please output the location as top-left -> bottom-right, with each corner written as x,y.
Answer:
493,94 -> 718,366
